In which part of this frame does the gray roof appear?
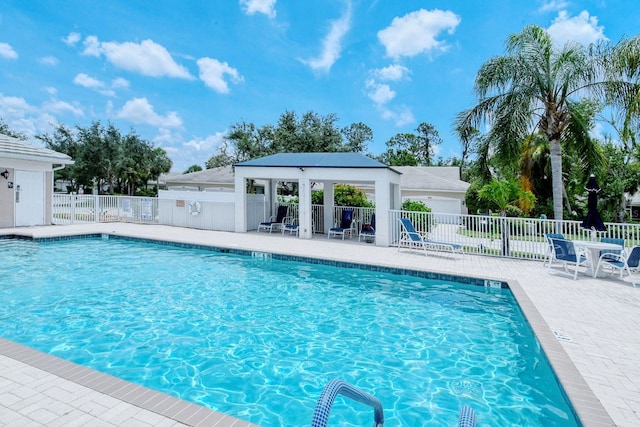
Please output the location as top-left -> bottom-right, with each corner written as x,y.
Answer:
0,134 -> 74,164
394,166 -> 470,192
235,152 -> 397,171
162,166 -> 235,185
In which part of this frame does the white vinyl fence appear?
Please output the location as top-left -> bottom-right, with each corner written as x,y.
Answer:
52,195 -> 640,261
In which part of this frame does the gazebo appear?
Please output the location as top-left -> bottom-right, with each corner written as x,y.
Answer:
234,153 -> 402,246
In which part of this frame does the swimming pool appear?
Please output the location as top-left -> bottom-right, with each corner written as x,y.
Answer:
0,236 -> 579,426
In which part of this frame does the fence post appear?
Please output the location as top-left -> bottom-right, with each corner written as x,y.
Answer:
94,195 -> 99,223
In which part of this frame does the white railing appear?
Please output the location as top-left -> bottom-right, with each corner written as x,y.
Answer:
389,210 -> 640,260
52,195 -> 640,260
52,194 -> 158,225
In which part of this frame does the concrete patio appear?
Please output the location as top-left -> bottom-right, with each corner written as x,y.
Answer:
1,223 -> 639,426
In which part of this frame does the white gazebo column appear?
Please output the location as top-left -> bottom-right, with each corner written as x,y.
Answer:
234,171 -> 248,232
374,179 -> 393,247
298,176 -> 312,239
322,181 -> 335,234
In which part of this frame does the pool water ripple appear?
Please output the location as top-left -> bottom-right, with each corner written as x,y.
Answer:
0,238 -> 578,426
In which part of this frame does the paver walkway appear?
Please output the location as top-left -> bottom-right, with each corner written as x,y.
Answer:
2,223 -> 639,426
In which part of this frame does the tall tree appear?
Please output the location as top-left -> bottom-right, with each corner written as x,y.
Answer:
341,122 -> 373,152
455,25 -> 636,220
37,121 -> 171,195
206,110 -> 369,168
377,122 -> 442,166
415,122 -> 442,165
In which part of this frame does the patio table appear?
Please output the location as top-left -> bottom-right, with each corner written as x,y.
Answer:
573,240 -> 624,278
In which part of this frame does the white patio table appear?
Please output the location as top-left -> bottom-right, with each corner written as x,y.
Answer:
572,240 -> 624,278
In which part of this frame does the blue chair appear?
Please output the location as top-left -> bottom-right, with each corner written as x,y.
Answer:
281,217 -> 299,236
598,237 -> 625,262
258,205 -> 288,233
397,218 -> 463,256
358,213 -> 375,242
544,233 -> 565,266
328,209 -> 356,239
595,245 -> 640,287
547,237 -> 588,280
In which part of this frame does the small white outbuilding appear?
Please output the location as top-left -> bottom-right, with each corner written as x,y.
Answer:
0,134 -> 74,228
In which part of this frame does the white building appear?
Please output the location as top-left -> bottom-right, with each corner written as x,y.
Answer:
0,134 -> 74,228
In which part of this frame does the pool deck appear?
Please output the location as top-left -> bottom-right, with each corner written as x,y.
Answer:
1,223 -> 639,426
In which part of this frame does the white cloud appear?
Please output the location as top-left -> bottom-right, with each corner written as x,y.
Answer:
366,80 -> 395,105
116,97 -> 182,128
0,42 -> 18,59
184,132 -> 225,151
301,1 -> 352,73
0,94 -> 33,117
365,71 -> 415,127
378,9 -> 460,59
43,99 -> 84,117
197,57 -> 244,94
38,56 -> 59,66
73,73 -> 104,89
0,93 -> 82,138
73,73 -> 124,97
63,32 -> 81,46
240,0 -> 276,18
372,64 -> 410,82
538,0 -> 570,13
547,10 -> 607,47
82,36 -> 193,79
153,129 -> 226,172
82,35 -> 101,56
379,104 -> 415,126
43,87 -> 57,95
111,77 -> 130,89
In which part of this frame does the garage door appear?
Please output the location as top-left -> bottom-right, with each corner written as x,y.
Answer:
15,170 -> 45,226
405,196 -> 461,224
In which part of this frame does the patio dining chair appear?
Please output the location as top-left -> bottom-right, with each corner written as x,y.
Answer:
544,233 -> 565,267
594,245 -> 640,287
598,237 -> 625,262
547,237 -> 588,280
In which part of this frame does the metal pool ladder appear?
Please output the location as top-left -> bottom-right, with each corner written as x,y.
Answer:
311,378 -> 478,427
311,379 -> 384,427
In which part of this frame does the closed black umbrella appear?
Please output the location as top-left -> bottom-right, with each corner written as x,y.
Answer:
581,174 -> 606,233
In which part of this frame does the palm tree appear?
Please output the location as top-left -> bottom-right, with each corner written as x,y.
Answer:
455,25 -> 635,220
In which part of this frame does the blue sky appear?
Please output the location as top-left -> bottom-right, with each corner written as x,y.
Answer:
0,1 -> 637,172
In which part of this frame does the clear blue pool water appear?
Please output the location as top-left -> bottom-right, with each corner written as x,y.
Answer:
0,237 -> 578,426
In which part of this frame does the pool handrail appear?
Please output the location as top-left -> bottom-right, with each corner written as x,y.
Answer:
311,379 -> 384,427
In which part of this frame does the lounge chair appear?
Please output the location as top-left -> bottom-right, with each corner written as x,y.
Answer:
281,217 -> 299,236
328,209 -> 356,239
358,213 -> 375,242
594,245 -> 640,286
547,237 -> 588,280
397,218 -> 463,256
544,233 -> 565,266
258,205 -> 288,233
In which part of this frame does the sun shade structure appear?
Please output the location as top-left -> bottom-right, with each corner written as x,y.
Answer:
234,153 -> 402,246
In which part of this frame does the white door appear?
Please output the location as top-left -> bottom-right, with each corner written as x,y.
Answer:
15,170 -> 45,226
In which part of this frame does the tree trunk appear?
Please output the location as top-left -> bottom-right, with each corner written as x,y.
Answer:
549,138 -> 564,221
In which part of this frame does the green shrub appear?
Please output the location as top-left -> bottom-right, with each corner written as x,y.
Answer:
401,199 -> 431,212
